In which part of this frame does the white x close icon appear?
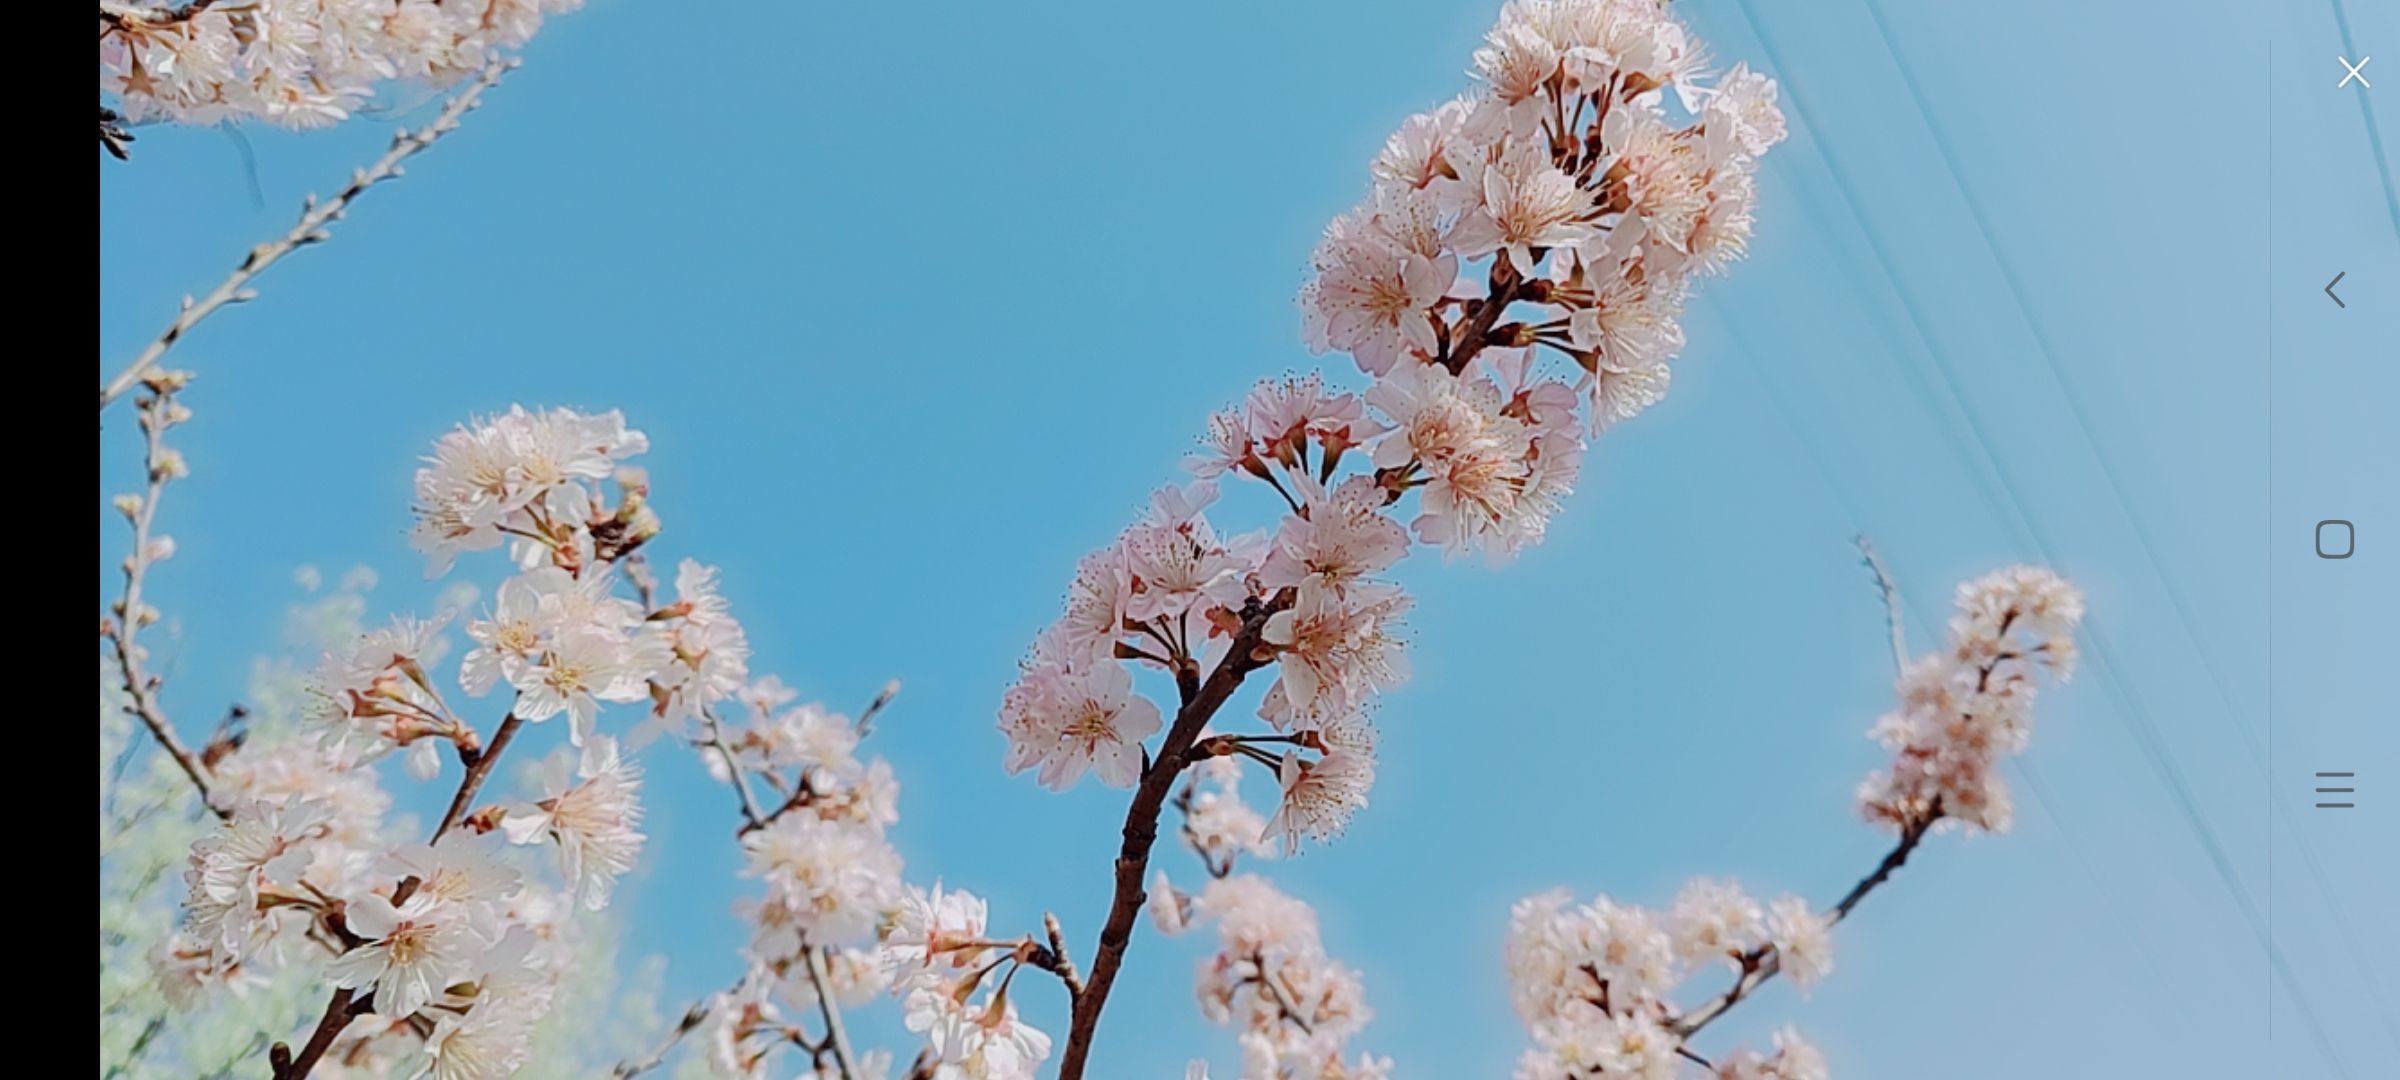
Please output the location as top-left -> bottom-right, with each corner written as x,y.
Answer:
2338,55 -> 2372,89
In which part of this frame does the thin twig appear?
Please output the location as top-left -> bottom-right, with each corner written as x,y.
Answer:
1854,535 -> 1908,676
1056,592 -> 1290,1080
802,946 -> 859,1080
432,712 -> 523,840
102,382 -> 225,817
609,999 -> 713,1078
1039,912 -> 1085,1002
98,56 -> 516,412
854,679 -> 901,737
703,708 -> 766,829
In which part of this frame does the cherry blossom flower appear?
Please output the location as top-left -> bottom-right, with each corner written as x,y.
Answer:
1859,566 -> 2084,833
181,800 -> 333,965
513,625 -> 663,748
382,838 -> 521,942
407,406 -> 646,576
304,614 -> 455,758
1452,139 -> 1598,275
1704,63 -> 1791,165
1715,1028 -> 1829,1080
326,893 -> 477,1019
1300,213 -> 1450,375
1181,874 -> 1384,1078
1177,765 -> 1279,873
998,660 -> 1164,791
1765,895 -> 1834,993
1047,545 -> 1135,662
884,883 -> 992,989
1366,362 -> 1545,559
460,566 -> 587,695
1666,878 -> 1763,968
909,988 -> 1052,1080
1262,749 -> 1377,855
503,737 -> 647,911
743,814 -> 902,946
1259,584 -> 1410,729
423,1004 -> 538,1080
1258,478 -> 1410,598
649,559 -> 755,724
1122,483 -> 1253,624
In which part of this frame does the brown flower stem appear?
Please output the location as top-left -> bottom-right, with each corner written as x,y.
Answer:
433,712 -> 524,841
1036,912 -> 1086,1002
1669,810 -> 1938,1041
703,708 -> 767,829
1438,263 -> 1533,375
98,56 -> 515,411
271,989 -> 359,1080
1055,595 -> 1286,1080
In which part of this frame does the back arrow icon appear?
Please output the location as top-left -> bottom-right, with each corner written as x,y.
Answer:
2326,272 -> 2346,308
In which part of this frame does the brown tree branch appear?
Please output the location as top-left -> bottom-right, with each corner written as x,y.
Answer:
432,712 -> 523,841
1668,808 -> 1939,1041
98,56 -> 515,412
1055,593 -> 1288,1080
103,381 -> 225,818
271,988 -> 359,1080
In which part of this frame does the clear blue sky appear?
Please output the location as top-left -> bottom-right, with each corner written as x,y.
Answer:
98,1 -> 2396,1076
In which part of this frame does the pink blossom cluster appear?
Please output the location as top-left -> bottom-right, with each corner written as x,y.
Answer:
658,592 -> 1058,1077
169,403 -> 1075,1078
99,0 -> 584,129
1505,881 -> 1829,1080
1499,566 -> 2082,1077
999,0 -> 1790,870
1306,0 -> 1786,429
164,406 -> 685,1078
715,689 -> 907,1072
171,752 -> 604,1078
1859,566 -> 2085,833
1151,759 -> 1390,1080
993,3 -> 1796,1074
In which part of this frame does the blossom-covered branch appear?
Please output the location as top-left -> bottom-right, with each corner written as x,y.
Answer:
102,370 -> 225,816
991,2 -> 1790,1074
157,406 -> 659,1080
1148,757 -> 1389,1078
1503,567 -> 2084,1078
667,679 -> 903,1080
98,56 -> 514,412
98,1 -> 577,134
